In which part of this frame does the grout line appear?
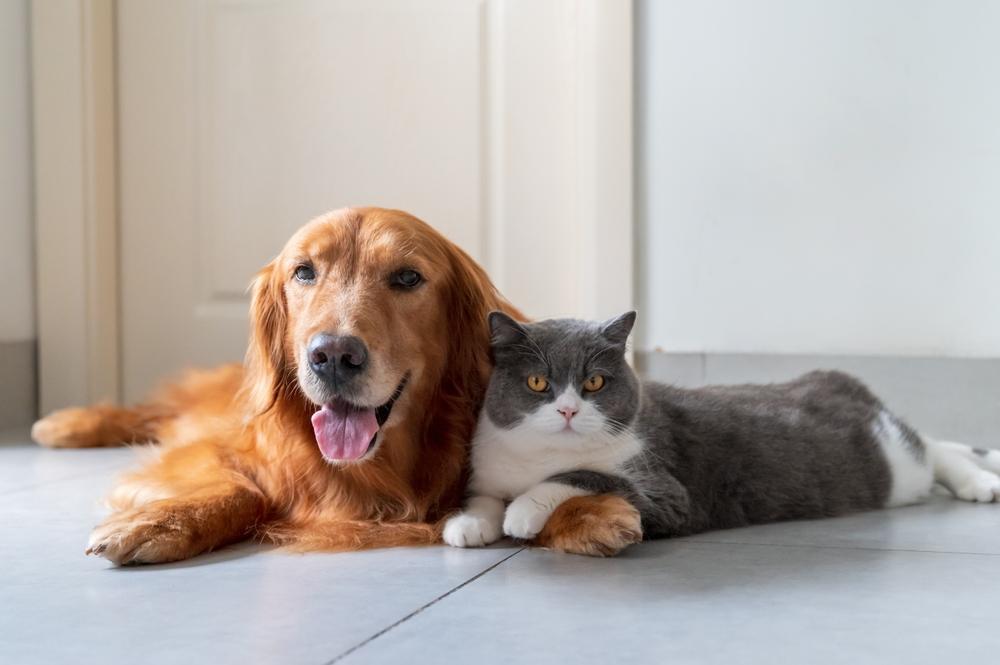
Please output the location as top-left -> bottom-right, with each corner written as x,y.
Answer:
684,538 -> 1000,557
325,548 -> 525,664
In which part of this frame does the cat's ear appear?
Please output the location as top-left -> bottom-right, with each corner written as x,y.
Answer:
488,310 -> 527,347
600,311 -> 637,346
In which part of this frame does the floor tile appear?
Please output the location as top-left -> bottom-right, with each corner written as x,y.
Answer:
1,540 -> 519,665
7,426 -> 1000,665
0,442 -> 521,665
344,540 -> 1000,665
0,432 -> 138,496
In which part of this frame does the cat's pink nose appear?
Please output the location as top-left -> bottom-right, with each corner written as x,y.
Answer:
557,406 -> 578,420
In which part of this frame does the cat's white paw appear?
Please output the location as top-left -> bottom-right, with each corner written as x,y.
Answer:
953,470 -> 1000,503
443,512 -> 502,548
503,495 -> 553,540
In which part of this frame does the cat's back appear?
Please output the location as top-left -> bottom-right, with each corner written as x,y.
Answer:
639,369 -> 882,430
634,370 -> 889,469
634,370 -> 892,529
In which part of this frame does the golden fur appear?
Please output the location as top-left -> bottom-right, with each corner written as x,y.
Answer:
33,208 -> 524,564
34,206 -> 630,562
534,495 -> 643,557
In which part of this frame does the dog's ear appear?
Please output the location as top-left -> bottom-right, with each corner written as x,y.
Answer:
444,247 -> 525,382
241,260 -> 289,415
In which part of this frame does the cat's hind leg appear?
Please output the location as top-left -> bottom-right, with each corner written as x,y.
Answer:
928,440 -> 1000,503
874,410 -> 1000,504
442,496 -> 505,548
872,410 -> 935,507
933,441 -> 1000,474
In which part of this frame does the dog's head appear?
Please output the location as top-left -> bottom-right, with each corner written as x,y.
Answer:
244,207 -> 510,465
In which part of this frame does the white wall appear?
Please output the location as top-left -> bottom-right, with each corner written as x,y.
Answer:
0,0 -> 34,343
637,0 -> 1000,358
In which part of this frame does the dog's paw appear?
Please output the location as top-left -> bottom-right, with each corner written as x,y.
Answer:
87,506 -> 199,565
503,495 -> 552,540
534,495 -> 643,557
443,512 -> 502,548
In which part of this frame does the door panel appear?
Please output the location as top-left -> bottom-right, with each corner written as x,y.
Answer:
118,0 -> 484,400
116,0 -> 632,403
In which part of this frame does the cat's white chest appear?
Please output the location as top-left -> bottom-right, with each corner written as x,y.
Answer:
468,415 -> 642,500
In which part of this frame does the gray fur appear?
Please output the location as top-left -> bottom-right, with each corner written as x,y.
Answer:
485,312 -> 639,432
888,412 -> 926,462
485,313 -> 929,539
974,447 -> 990,457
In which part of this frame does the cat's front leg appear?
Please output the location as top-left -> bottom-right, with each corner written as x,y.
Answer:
503,482 -> 591,540
443,495 -> 505,547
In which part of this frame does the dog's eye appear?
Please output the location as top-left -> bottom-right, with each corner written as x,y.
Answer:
391,269 -> 423,289
294,265 -> 316,283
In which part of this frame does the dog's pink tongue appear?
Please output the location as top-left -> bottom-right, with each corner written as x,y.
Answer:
311,401 -> 379,462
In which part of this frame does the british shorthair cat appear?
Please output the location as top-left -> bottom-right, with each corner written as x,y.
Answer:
444,311 -> 1000,552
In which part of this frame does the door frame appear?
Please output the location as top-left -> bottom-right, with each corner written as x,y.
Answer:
31,0 -> 633,412
31,0 -> 120,414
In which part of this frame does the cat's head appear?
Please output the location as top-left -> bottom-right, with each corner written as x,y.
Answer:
482,311 -> 640,445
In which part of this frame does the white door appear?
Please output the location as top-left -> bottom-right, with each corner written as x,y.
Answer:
117,0 -> 487,400
113,0 -> 632,402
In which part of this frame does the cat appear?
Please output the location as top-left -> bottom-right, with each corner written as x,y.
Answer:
443,311 -> 1000,551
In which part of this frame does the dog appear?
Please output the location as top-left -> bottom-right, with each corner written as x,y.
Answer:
32,207 -> 642,563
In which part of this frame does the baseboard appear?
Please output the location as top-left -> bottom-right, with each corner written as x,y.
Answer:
0,340 -> 37,429
635,351 -> 1000,449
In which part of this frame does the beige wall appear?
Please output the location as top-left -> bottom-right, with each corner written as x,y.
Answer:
1,0 -> 34,344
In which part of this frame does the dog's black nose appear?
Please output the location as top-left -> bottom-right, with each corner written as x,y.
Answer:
308,334 -> 369,379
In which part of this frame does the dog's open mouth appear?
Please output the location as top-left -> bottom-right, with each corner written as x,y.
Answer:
310,375 -> 409,463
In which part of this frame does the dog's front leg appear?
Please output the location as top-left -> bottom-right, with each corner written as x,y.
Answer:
87,486 -> 265,565
88,442 -> 266,565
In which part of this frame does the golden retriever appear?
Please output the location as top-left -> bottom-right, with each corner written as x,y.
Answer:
32,207 -> 641,563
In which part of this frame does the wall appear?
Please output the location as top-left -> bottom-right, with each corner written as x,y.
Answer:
0,0 -> 36,427
636,0 -> 1000,358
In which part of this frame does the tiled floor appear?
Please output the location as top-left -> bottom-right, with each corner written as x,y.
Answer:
2,423 -> 999,665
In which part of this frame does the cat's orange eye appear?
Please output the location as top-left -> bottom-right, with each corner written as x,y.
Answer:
527,375 -> 549,392
582,375 -> 605,392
